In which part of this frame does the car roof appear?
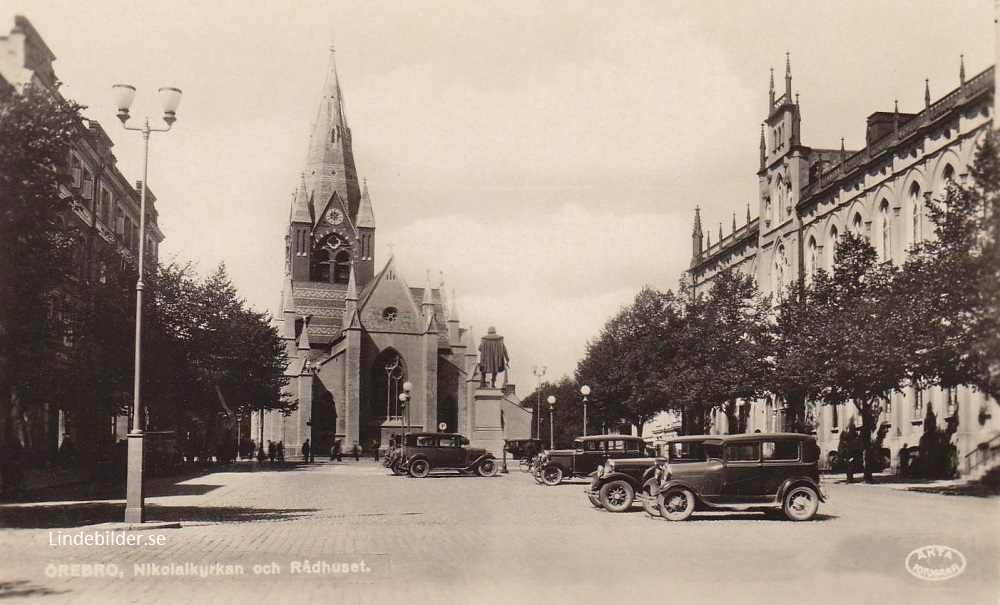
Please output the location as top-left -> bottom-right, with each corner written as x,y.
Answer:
575,434 -> 645,442
407,432 -> 464,439
665,432 -> 813,444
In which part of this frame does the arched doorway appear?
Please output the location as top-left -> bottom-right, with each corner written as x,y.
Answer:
311,389 -> 337,459
365,349 -> 407,450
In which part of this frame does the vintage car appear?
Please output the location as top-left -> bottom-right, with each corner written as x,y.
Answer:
586,442 -> 673,513
533,435 -> 649,486
646,433 -> 826,522
397,432 -> 498,478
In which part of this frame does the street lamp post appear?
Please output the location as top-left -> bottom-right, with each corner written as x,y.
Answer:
532,366 -> 546,440
580,385 -> 591,437
400,381 -> 413,441
547,395 -> 556,449
113,83 -> 181,524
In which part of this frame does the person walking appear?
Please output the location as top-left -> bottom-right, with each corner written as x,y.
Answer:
331,440 -> 342,462
302,439 -> 311,463
267,440 -> 276,463
352,442 -> 360,461
371,439 -> 380,461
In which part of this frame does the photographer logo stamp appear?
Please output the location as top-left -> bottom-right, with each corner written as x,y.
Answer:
905,545 -> 966,581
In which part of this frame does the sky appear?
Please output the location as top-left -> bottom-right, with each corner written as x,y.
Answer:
3,1 -> 995,393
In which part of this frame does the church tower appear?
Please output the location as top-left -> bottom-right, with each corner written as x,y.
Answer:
284,47 -> 376,344
759,54 -> 806,234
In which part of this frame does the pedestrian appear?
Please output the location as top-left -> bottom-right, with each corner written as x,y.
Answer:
331,440 -> 342,462
302,439 -> 311,463
898,443 -> 910,478
267,440 -> 276,462
352,442 -> 360,461
277,441 -> 285,462
371,439 -> 380,461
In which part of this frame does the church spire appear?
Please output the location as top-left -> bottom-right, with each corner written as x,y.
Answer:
356,177 -> 375,230
959,54 -> 966,86
759,123 -> 766,169
422,270 -> 435,316
304,44 -> 362,224
298,316 -> 312,350
291,172 -> 311,224
924,78 -> 931,111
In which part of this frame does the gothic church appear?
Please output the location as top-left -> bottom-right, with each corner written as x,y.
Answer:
254,50 -> 529,458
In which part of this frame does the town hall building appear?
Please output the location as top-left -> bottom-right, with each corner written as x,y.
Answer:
253,50 -> 529,458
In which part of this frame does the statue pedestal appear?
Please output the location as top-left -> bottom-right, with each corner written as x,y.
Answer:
470,388 -> 506,456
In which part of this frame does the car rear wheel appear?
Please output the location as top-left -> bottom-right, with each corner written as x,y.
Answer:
476,459 -> 498,477
540,466 -> 563,486
600,480 -> 635,513
409,459 -> 430,478
658,488 -> 695,521
640,478 -> 660,517
782,485 -> 819,521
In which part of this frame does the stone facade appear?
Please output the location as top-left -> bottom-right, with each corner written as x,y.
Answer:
255,50 -> 529,458
690,54 -> 999,471
0,16 -> 165,457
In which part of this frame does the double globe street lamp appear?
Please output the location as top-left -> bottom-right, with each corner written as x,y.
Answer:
113,83 -> 182,524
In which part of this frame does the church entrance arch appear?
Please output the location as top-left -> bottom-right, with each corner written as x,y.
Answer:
311,389 -> 337,459
365,349 -> 408,449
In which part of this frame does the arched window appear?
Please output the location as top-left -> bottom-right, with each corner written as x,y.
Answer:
909,182 -> 922,244
828,225 -> 839,268
310,248 -> 330,282
773,244 -> 787,295
333,250 -> 351,284
879,200 -> 891,261
942,164 -> 955,185
851,212 -> 863,235
806,236 -> 818,280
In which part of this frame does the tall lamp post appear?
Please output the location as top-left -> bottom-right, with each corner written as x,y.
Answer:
532,366 -> 546,440
113,83 -> 182,524
547,395 -> 556,449
580,385 -> 591,437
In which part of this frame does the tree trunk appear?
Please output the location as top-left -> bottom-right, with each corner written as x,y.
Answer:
860,404 -> 875,484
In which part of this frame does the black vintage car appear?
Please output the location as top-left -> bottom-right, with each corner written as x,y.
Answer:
397,433 -> 498,478
646,433 -> 827,521
533,435 -> 648,486
586,442 -> 671,513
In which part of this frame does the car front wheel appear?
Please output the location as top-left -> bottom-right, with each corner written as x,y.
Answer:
390,461 -> 405,476
640,478 -> 660,517
409,459 -> 431,478
658,488 -> 695,521
540,466 -> 563,486
600,480 -> 635,513
782,485 -> 819,521
587,492 -> 602,508
476,459 -> 498,477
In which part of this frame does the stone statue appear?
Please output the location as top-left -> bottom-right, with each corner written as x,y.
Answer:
478,326 -> 509,388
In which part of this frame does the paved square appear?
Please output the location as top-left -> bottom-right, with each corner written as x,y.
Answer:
1,461 -> 997,604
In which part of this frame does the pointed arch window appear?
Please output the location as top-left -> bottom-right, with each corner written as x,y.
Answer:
851,212 -> 863,235
773,244 -> 788,295
310,248 -> 331,282
828,225 -> 839,269
333,250 -> 351,284
806,236 -> 818,281
909,182 -> 923,244
879,200 -> 891,262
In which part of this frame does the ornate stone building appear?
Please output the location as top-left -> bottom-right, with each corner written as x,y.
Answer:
1,16 -> 165,459
689,54 -> 999,471
254,50 -> 529,458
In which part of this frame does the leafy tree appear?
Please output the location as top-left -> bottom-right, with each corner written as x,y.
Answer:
0,83 -> 82,495
522,377 -> 622,449
807,232 -> 908,482
768,284 -> 828,433
672,270 -> 772,434
575,287 -> 679,436
897,131 -> 1000,399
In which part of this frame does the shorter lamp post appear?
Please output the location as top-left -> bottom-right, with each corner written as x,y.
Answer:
580,385 -> 591,437
547,395 -> 556,449
400,381 -> 413,440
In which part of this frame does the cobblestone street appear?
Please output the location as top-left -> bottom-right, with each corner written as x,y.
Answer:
1,461 -> 997,604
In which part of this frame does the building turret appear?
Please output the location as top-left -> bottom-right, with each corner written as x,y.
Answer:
692,206 -> 704,263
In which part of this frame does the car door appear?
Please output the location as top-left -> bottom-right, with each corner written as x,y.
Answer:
761,439 -> 801,497
435,436 -> 461,466
718,441 -> 763,502
576,440 -> 603,475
